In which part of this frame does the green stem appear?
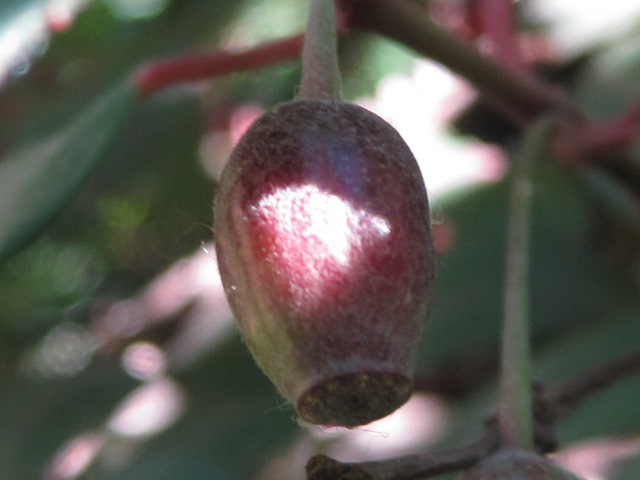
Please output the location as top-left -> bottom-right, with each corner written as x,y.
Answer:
299,0 -> 342,101
348,0 -> 576,121
498,119 -> 554,450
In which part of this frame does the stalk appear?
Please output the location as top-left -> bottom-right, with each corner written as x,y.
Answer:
298,0 -> 342,101
498,119 -> 554,450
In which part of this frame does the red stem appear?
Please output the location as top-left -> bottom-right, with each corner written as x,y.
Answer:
554,102 -> 640,162
470,0 -> 524,73
134,34 -> 304,99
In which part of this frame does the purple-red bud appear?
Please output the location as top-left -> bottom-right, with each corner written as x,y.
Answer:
214,100 -> 434,427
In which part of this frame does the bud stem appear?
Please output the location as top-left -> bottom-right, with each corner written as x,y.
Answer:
299,0 -> 343,101
498,118 -> 555,450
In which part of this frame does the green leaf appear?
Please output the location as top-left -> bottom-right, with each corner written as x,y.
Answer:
536,305 -> 640,442
574,31 -> 640,119
419,160 -> 636,365
0,81 -> 136,263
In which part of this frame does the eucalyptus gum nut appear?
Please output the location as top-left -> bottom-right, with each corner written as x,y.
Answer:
214,100 -> 434,427
459,450 -> 584,480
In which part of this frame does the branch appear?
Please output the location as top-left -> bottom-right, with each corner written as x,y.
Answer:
544,350 -> 640,421
303,348 -> 640,477
134,34 -> 304,99
554,102 -> 640,163
527,348 -> 640,455
467,0 -> 525,73
345,0 -> 575,122
306,432 -> 499,480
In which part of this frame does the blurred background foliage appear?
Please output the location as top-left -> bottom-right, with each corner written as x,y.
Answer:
1,0 -> 640,479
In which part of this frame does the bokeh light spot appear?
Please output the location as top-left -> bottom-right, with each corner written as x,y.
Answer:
122,342 -> 167,380
105,0 -> 170,20
108,378 -> 186,438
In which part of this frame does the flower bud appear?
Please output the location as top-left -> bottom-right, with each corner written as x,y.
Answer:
214,100 -> 434,427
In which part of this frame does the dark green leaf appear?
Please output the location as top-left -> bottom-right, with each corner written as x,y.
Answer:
0,81 -> 136,263
0,359 -> 136,479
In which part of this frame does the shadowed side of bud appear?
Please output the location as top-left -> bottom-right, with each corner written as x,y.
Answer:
214,99 -> 434,427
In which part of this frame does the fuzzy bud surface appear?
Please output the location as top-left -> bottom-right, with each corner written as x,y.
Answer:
214,100 -> 434,427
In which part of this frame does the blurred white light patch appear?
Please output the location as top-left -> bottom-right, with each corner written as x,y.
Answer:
311,393 -> 450,461
357,60 -> 507,198
200,103 -> 264,181
105,0 -> 170,20
524,0 -> 640,57
43,432 -> 105,480
25,323 -> 97,378
122,342 -> 167,380
553,436 -> 640,480
0,0 -> 89,86
0,5 -> 47,84
222,0 -> 306,49
141,245 -> 224,321
108,378 -> 186,438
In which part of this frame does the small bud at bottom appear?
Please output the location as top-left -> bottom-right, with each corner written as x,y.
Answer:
459,449 -> 584,480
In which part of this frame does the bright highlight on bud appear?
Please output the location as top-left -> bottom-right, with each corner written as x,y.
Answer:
251,183 -> 391,307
